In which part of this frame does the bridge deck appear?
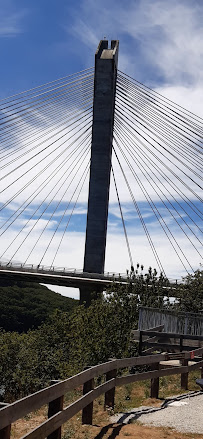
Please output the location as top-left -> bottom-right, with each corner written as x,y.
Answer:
0,263 -> 129,289
0,263 -> 179,289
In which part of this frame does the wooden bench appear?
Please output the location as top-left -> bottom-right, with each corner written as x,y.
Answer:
196,378 -> 203,390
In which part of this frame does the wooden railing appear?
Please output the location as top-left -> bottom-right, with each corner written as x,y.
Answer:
0,348 -> 203,439
132,329 -> 203,354
138,306 -> 203,336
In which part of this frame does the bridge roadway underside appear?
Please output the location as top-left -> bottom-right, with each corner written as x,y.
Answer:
0,269 -> 127,290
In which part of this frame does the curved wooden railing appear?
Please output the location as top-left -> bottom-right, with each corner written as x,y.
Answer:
0,348 -> 203,439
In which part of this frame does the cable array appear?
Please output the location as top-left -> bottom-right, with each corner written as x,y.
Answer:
0,66 -> 202,275
0,69 -> 93,266
112,71 -> 203,274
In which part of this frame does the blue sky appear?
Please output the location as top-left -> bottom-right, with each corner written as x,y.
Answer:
1,0 -> 203,94
0,0 -> 202,298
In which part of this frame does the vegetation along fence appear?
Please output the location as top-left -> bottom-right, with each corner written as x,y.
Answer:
1,347 -> 203,439
138,307 -> 203,335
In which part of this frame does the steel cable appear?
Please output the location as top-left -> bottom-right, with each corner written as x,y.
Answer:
0,73 -> 94,113
114,124 -> 202,256
0,80 -> 94,129
0,104 -> 93,169
118,71 -> 203,125
111,165 -> 134,268
114,120 -> 203,234
4,146 -> 90,263
115,109 -> 203,197
0,123 -> 92,212
0,67 -> 94,104
0,132 -> 91,234
0,87 -> 93,147
112,145 -> 165,274
117,75 -> 203,137
39,161 -> 90,266
113,136 -> 194,273
115,104 -> 203,185
50,164 -> 90,267
114,114 -> 203,221
0,111 -> 92,190
116,88 -> 203,168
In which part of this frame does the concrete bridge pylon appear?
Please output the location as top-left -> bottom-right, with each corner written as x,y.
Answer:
80,40 -> 119,305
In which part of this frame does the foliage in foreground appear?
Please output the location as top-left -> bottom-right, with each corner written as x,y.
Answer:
0,267 -> 202,402
175,268 -> 203,313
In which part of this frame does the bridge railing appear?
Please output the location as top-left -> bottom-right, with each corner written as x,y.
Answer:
1,348 -> 203,439
0,261 -> 127,281
0,261 -> 181,286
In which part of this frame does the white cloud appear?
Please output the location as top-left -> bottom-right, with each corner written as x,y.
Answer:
0,0 -> 202,298
117,0 -> 203,84
0,1 -> 27,37
68,0 -> 203,110
154,85 -> 203,118
1,225 -> 201,300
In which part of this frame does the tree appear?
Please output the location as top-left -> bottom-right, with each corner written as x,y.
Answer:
0,280 -> 77,332
175,268 -> 203,313
0,266 -> 172,401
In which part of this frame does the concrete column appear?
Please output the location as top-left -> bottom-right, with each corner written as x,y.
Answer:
80,40 -> 119,305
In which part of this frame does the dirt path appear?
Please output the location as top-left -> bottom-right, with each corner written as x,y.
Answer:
110,392 -> 203,436
81,423 -> 203,439
12,408 -> 203,439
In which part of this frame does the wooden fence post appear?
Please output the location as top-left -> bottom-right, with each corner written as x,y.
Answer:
180,335 -> 183,352
0,403 -> 10,439
201,354 -> 203,379
82,368 -> 94,425
150,362 -> 159,399
138,331 -> 143,356
181,359 -> 188,390
48,380 -> 64,439
104,368 -> 116,409
0,425 -> 11,439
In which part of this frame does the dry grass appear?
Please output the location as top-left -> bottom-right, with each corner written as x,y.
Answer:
10,370 -> 203,439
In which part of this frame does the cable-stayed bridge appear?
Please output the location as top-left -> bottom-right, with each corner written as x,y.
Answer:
0,40 -> 202,303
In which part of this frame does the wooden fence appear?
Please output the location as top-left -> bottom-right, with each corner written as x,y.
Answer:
131,328 -> 203,355
138,307 -> 203,336
1,347 -> 203,439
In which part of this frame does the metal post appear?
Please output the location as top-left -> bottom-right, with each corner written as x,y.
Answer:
80,40 -> 119,306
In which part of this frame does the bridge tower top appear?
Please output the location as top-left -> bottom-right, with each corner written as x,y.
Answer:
95,39 -> 119,64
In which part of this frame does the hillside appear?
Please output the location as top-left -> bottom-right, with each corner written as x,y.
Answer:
0,279 -> 78,332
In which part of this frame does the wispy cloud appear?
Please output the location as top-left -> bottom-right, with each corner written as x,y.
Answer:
0,0 -> 202,284
68,0 -> 203,88
0,1 -> 27,37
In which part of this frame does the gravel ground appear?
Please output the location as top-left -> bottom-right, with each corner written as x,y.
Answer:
110,391 -> 203,434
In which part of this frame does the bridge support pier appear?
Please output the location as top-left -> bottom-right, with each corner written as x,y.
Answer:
80,40 -> 119,306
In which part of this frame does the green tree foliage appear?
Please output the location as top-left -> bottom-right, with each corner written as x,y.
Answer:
175,268 -> 203,313
1,268 -> 202,402
0,266 -> 171,401
0,280 -> 78,332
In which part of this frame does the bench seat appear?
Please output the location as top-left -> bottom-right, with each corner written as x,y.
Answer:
196,379 -> 203,390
